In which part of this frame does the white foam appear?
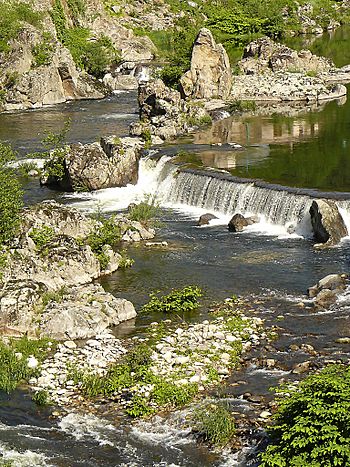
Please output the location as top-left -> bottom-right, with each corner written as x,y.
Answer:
58,413 -> 118,447
131,415 -> 192,447
0,441 -> 53,467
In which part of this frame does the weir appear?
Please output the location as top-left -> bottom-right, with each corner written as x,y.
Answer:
152,158 -> 350,230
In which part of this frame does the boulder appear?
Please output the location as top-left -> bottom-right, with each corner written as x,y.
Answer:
130,79 -> 210,141
228,213 -> 259,232
197,213 -> 218,226
179,28 -> 232,100
308,273 -> 347,310
309,199 -> 348,247
39,284 -> 136,340
240,37 -> 333,76
41,137 -> 143,192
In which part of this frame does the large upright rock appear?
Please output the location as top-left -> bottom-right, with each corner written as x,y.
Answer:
309,199 -> 348,247
180,28 -> 232,100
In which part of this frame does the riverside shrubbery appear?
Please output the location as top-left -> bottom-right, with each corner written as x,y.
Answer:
261,364 -> 350,466
141,286 -> 203,314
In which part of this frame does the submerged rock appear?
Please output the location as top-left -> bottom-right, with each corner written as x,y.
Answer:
309,199 -> 348,247
197,213 -> 218,226
228,213 -> 259,232
179,28 -> 232,100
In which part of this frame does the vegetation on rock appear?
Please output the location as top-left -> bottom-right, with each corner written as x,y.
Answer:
194,403 -> 236,447
128,196 -> 160,227
0,141 -> 23,246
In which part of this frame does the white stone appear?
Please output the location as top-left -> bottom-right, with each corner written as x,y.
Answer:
64,340 -> 77,349
27,356 -> 39,369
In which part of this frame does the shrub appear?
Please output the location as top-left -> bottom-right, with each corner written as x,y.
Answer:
0,142 -> 23,246
194,403 -> 236,446
118,249 -> 134,269
260,364 -> 350,466
86,215 -> 121,269
32,389 -> 50,406
29,226 -> 55,250
128,196 -> 159,226
17,161 -> 41,177
32,32 -> 55,68
141,286 -> 202,314
40,119 -> 71,183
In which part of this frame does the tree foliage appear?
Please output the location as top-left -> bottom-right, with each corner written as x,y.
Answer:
261,364 -> 350,466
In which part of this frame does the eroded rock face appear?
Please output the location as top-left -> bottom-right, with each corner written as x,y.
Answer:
41,137 -> 143,192
0,202 -> 155,337
180,28 -> 232,100
130,79 -> 210,142
240,37 -> 333,76
309,199 -> 348,247
39,284 -> 136,340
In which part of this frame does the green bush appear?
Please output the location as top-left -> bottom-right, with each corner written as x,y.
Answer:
29,226 -> 55,250
261,364 -> 350,466
128,196 -> 159,226
32,32 -> 55,68
32,389 -> 50,406
87,215 -> 121,269
228,100 -> 257,113
141,286 -> 202,314
0,2 -> 42,53
194,403 -> 236,446
0,142 -> 23,246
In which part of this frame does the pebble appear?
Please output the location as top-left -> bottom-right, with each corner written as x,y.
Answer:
259,410 -> 272,419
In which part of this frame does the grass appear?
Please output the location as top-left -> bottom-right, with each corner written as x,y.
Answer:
29,226 -> 55,251
86,215 -> 122,269
194,403 -> 236,446
0,337 -> 53,392
128,196 -> 160,227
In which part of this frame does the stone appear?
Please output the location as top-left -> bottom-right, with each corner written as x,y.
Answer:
197,213 -> 218,226
27,356 -> 39,369
41,137 -> 143,192
318,273 -> 347,291
259,410 -> 272,419
309,199 -> 348,247
179,28 -> 232,100
314,289 -> 338,309
292,361 -> 311,374
228,213 -> 249,232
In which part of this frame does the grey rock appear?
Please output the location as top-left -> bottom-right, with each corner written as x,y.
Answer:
310,199 -> 348,247
179,28 -> 232,100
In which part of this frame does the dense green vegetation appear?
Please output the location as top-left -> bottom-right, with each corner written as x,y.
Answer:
0,142 -> 23,246
86,215 -> 122,269
0,1 -> 42,53
128,196 -> 160,227
51,0 -> 120,78
194,403 -> 236,446
135,0 -> 347,86
32,32 -> 55,68
0,337 -> 52,392
141,286 -> 202,314
261,364 -> 350,466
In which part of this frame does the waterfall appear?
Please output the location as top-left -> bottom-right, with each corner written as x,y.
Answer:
66,156 -> 350,236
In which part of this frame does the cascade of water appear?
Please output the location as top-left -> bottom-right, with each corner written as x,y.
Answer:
155,165 -> 312,228
67,156 -> 350,236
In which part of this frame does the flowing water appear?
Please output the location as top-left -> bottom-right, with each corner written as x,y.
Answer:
2,30 -> 350,466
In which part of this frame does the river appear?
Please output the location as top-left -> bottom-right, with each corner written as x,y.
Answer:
1,29 -> 350,467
